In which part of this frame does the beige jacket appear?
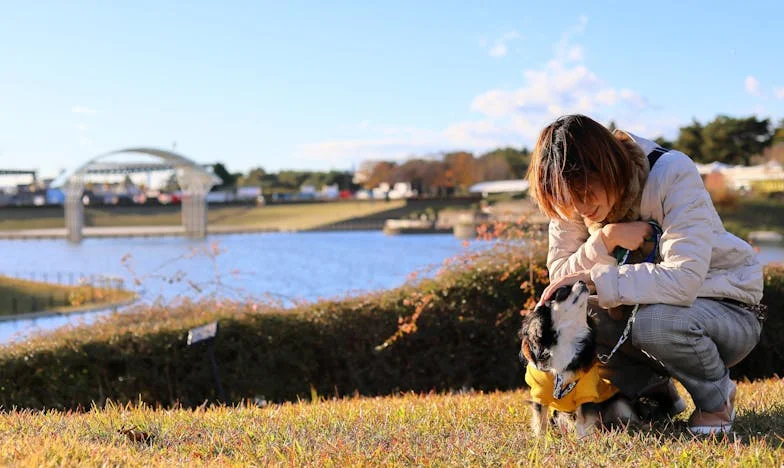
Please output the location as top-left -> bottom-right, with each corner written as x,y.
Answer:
547,133 -> 764,309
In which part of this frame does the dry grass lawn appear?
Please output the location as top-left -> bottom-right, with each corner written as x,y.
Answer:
1,379 -> 782,466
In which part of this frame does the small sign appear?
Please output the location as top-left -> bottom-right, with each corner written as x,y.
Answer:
187,321 -> 218,345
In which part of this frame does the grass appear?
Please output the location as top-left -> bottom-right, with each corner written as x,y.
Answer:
0,379 -> 782,466
0,201 -> 406,231
0,275 -> 135,316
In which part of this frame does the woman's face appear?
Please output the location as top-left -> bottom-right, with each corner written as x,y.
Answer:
572,177 -> 615,223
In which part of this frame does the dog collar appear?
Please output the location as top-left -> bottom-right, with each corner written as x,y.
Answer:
553,373 -> 577,400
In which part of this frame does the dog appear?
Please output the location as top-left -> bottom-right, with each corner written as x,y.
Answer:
519,281 -> 639,437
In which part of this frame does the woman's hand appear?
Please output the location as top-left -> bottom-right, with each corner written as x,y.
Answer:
600,221 -> 653,252
538,270 -> 594,306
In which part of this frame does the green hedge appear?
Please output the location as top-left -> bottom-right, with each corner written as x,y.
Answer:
732,264 -> 784,380
0,249 -> 781,410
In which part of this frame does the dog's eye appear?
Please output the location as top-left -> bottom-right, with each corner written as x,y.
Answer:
552,285 -> 572,302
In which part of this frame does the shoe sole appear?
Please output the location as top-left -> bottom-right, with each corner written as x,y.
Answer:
688,408 -> 735,435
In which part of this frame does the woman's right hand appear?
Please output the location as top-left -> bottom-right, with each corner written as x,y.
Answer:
600,221 -> 653,252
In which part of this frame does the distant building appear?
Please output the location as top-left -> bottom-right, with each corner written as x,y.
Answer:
319,184 -> 340,200
388,182 -> 416,199
468,180 -> 530,197
696,160 -> 784,194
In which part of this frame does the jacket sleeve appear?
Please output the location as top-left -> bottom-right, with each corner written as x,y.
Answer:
590,152 -> 712,308
547,217 -> 617,282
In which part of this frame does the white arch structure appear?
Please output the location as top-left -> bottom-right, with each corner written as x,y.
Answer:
63,148 -> 219,243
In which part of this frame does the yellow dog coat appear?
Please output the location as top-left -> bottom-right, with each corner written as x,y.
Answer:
525,361 -> 619,413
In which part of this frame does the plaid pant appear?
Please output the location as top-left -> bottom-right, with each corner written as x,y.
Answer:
590,298 -> 762,412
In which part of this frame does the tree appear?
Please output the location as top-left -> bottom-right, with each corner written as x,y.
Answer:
481,147 -> 530,179
162,173 -> 179,192
607,120 -> 618,133
773,119 -> 784,146
323,170 -> 358,191
277,170 -> 310,190
393,159 -> 433,194
674,119 -> 705,162
238,167 -> 267,187
443,151 -> 477,190
653,136 -> 674,149
212,163 -> 238,188
365,161 -> 397,189
700,115 -> 772,165
476,151 -> 512,181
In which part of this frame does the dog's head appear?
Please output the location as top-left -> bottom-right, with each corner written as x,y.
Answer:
519,281 -> 594,399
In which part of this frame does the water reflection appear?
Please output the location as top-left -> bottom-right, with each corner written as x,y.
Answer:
0,232 -> 478,343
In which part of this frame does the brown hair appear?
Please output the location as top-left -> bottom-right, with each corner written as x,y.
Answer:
526,114 -> 633,220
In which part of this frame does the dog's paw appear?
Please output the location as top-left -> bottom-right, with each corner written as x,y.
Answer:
529,402 -> 550,436
576,402 -> 601,438
602,396 -> 641,429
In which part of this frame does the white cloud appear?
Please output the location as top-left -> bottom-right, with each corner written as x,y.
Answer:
566,45 -> 584,62
484,30 -> 519,58
76,123 -> 89,131
745,76 -> 760,96
488,43 -> 508,58
298,16 -> 674,167
72,105 -> 99,115
774,87 -> 784,99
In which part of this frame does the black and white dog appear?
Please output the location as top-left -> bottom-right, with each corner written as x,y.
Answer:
519,281 -> 639,436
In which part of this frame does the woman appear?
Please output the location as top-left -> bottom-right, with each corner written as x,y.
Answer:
527,114 -> 764,434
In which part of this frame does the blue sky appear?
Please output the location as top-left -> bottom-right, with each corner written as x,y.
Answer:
1,1 -> 782,178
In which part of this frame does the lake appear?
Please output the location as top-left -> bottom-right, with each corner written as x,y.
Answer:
1,232 -> 782,344
0,232 -> 481,342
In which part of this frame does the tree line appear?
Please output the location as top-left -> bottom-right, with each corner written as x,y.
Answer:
210,114 -> 784,194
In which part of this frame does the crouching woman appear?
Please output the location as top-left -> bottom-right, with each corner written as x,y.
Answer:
528,114 -> 764,434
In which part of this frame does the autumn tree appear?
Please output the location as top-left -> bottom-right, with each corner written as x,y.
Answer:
443,151 -> 477,190
365,161 -> 397,189
393,159 -> 434,195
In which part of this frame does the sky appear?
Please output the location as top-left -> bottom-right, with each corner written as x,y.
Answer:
1,1 -> 783,179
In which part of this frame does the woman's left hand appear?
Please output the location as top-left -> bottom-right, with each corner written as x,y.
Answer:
538,270 -> 594,306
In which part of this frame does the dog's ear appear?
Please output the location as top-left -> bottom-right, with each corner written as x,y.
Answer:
521,338 -> 534,363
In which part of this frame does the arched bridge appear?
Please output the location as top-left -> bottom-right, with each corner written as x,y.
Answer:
61,148 -> 220,243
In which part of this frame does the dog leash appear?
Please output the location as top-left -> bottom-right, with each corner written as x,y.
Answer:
597,221 -> 662,365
